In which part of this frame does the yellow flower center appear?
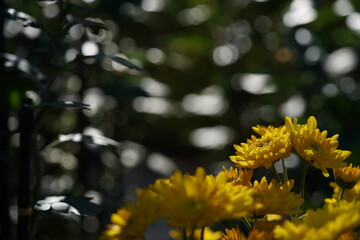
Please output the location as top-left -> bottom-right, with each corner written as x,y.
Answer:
308,142 -> 321,152
252,138 -> 271,149
187,200 -> 205,212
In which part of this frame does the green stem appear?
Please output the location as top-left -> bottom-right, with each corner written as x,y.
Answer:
300,162 -> 310,200
200,227 -> 205,240
18,99 -> 34,240
182,228 -> 187,240
241,217 -> 253,231
271,164 -> 282,183
298,162 -> 310,216
339,188 -> 345,200
188,228 -> 194,240
253,217 -> 258,229
281,158 -> 288,182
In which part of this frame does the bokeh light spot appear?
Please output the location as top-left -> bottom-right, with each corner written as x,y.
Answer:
42,3 -> 60,18
141,0 -> 165,12
333,0 -> 354,16
182,85 -> 228,116
238,74 -> 277,95
346,12 -> 360,33
140,77 -> 170,97
189,126 -> 234,150
283,0 -> 317,27
279,95 -> 306,117
146,48 -> 166,64
212,44 -> 239,66
147,153 -> 177,177
295,28 -> 312,45
323,47 -> 357,76
304,46 -> 321,64
322,83 -> 339,98
81,41 -> 99,56
177,5 -> 211,26
254,16 -> 272,33
120,141 -> 146,168
133,97 -> 174,116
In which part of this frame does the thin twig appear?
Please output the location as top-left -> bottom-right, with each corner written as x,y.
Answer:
298,161 -> 310,216
270,164 -> 282,183
241,217 -> 253,231
281,158 -> 288,182
200,227 -> 205,240
18,98 -> 34,240
339,188 -> 345,200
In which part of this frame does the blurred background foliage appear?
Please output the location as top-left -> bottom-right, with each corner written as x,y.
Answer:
2,0 -> 360,239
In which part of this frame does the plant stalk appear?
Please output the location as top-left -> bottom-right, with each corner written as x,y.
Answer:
339,188 -> 345,200
281,158 -> 288,182
0,1 -> 13,239
241,217 -> 253,231
200,227 -> 205,240
271,164 -> 282,183
17,98 -> 34,240
182,228 -> 187,240
298,161 -> 310,215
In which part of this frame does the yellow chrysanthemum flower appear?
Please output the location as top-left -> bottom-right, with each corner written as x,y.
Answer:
222,166 -> 253,187
255,218 -> 281,234
101,205 -> 154,240
337,231 -> 359,240
252,125 -> 278,135
273,200 -> 360,240
251,177 -> 303,217
333,163 -> 360,189
101,188 -> 161,240
285,116 -> 351,177
330,181 -> 360,202
149,167 -> 258,228
169,227 -> 222,240
230,125 -> 292,169
101,208 -> 132,240
221,228 -> 271,240
221,227 -> 244,240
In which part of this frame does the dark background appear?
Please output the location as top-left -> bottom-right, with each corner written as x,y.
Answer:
1,0 -> 360,239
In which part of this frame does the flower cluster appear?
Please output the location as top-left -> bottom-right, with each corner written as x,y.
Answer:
101,116 -> 360,240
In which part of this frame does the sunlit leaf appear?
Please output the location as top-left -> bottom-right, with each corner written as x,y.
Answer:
34,196 -> 101,217
105,55 -> 144,72
65,16 -> 108,34
34,101 -> 91,110
63,197 -> 101,216
34,196 -> 65,212
65,54 -> 144,72
5,8 -> 41,28
80,19 -> 108,32
59,133 -> 122,147
42,133 -> 122,152
0,53 -> 46,85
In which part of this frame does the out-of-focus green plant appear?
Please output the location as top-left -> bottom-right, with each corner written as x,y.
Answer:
0,1 -> 143,239
2,0 -> 360,239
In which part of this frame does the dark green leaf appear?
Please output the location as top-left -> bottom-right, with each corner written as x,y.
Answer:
63,197 -> 101,216
0,53 -> 46,85
105,55 -> 144,72
5,8 -> 41,28
34,101 -> 91,110
60,133 -> 122,147
37,0 -> 59,3
66,16 -> 108,33
42,133 -> 122,152
34,196 -> 101,217
65,54 -> 144,72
